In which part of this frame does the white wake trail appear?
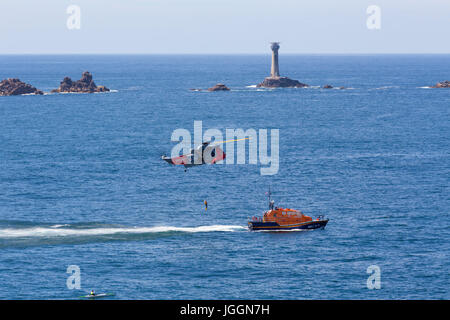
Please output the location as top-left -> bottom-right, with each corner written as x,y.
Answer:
0,225 -> 247,238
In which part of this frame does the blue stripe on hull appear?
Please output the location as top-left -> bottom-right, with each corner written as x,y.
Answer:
248,220 -> 328,231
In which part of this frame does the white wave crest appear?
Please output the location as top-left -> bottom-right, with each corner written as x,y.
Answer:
371,86 -> 400,90
50,224 -> 70,228
0,225 -> 246,238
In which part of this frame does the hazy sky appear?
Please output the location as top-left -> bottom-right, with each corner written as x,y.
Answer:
1,0 -> 449,54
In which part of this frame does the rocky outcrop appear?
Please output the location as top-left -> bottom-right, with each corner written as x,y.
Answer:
0,78 -> 43,96
207,83 -> 230,91
257,77 -> 308,88
322,85 -> 346,89
431,81 -> 450,88
52,71 -> 110,93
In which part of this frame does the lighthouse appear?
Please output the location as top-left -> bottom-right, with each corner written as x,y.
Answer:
257,42 -> 308,88
270,42 -> 280,78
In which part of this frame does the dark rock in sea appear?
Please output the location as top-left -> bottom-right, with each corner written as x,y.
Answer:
322,85 -> 346,89
207,83 -> 230,91
52,71 -> 110,93
431,81 -> 450,88
0,78 -> 43,96
257,77 -> 308,88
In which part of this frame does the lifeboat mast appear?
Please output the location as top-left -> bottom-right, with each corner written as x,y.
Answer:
268,186 -> 275,211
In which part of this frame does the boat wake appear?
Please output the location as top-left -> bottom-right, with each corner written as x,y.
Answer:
0,222 -> 246,247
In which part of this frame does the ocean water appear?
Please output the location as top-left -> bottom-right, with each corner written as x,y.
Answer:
0,54 -> 449,299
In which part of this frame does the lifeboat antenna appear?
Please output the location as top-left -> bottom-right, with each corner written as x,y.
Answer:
268,186 -> 274,210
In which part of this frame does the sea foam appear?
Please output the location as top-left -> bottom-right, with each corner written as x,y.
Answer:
0,224 -> 247,238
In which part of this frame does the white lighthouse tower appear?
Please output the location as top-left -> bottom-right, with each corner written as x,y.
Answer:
270,42 -> 280,78
257,42 -> 307,88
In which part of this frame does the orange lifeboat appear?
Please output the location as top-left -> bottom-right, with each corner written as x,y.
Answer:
248,190 -> 328,231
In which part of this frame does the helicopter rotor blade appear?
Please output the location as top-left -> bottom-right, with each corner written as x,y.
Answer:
211,137 -> 251,145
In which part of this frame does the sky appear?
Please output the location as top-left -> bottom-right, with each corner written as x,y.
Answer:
0,0 -> 449,54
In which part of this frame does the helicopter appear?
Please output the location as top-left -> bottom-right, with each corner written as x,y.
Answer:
161,138 -> 249,171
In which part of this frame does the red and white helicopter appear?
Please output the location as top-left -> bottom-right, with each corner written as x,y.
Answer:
161,138 -> 249,171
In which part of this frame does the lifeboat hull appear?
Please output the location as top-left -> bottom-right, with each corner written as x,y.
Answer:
248,219 -> 328,231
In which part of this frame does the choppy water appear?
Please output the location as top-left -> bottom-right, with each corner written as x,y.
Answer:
0,55 -> 449,299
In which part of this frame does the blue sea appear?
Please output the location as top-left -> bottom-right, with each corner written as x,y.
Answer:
0,54 -> 449,299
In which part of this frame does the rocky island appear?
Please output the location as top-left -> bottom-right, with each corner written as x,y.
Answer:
52,71 -> 110,93
257,43 -> 308,88
258,77 -> 307,88
0,78 -> 43,96
189,83 -> 231,91
207,83 -> 230,91
431,81 -> 450,88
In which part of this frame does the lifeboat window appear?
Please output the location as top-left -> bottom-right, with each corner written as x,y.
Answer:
282,212 -> 286,215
